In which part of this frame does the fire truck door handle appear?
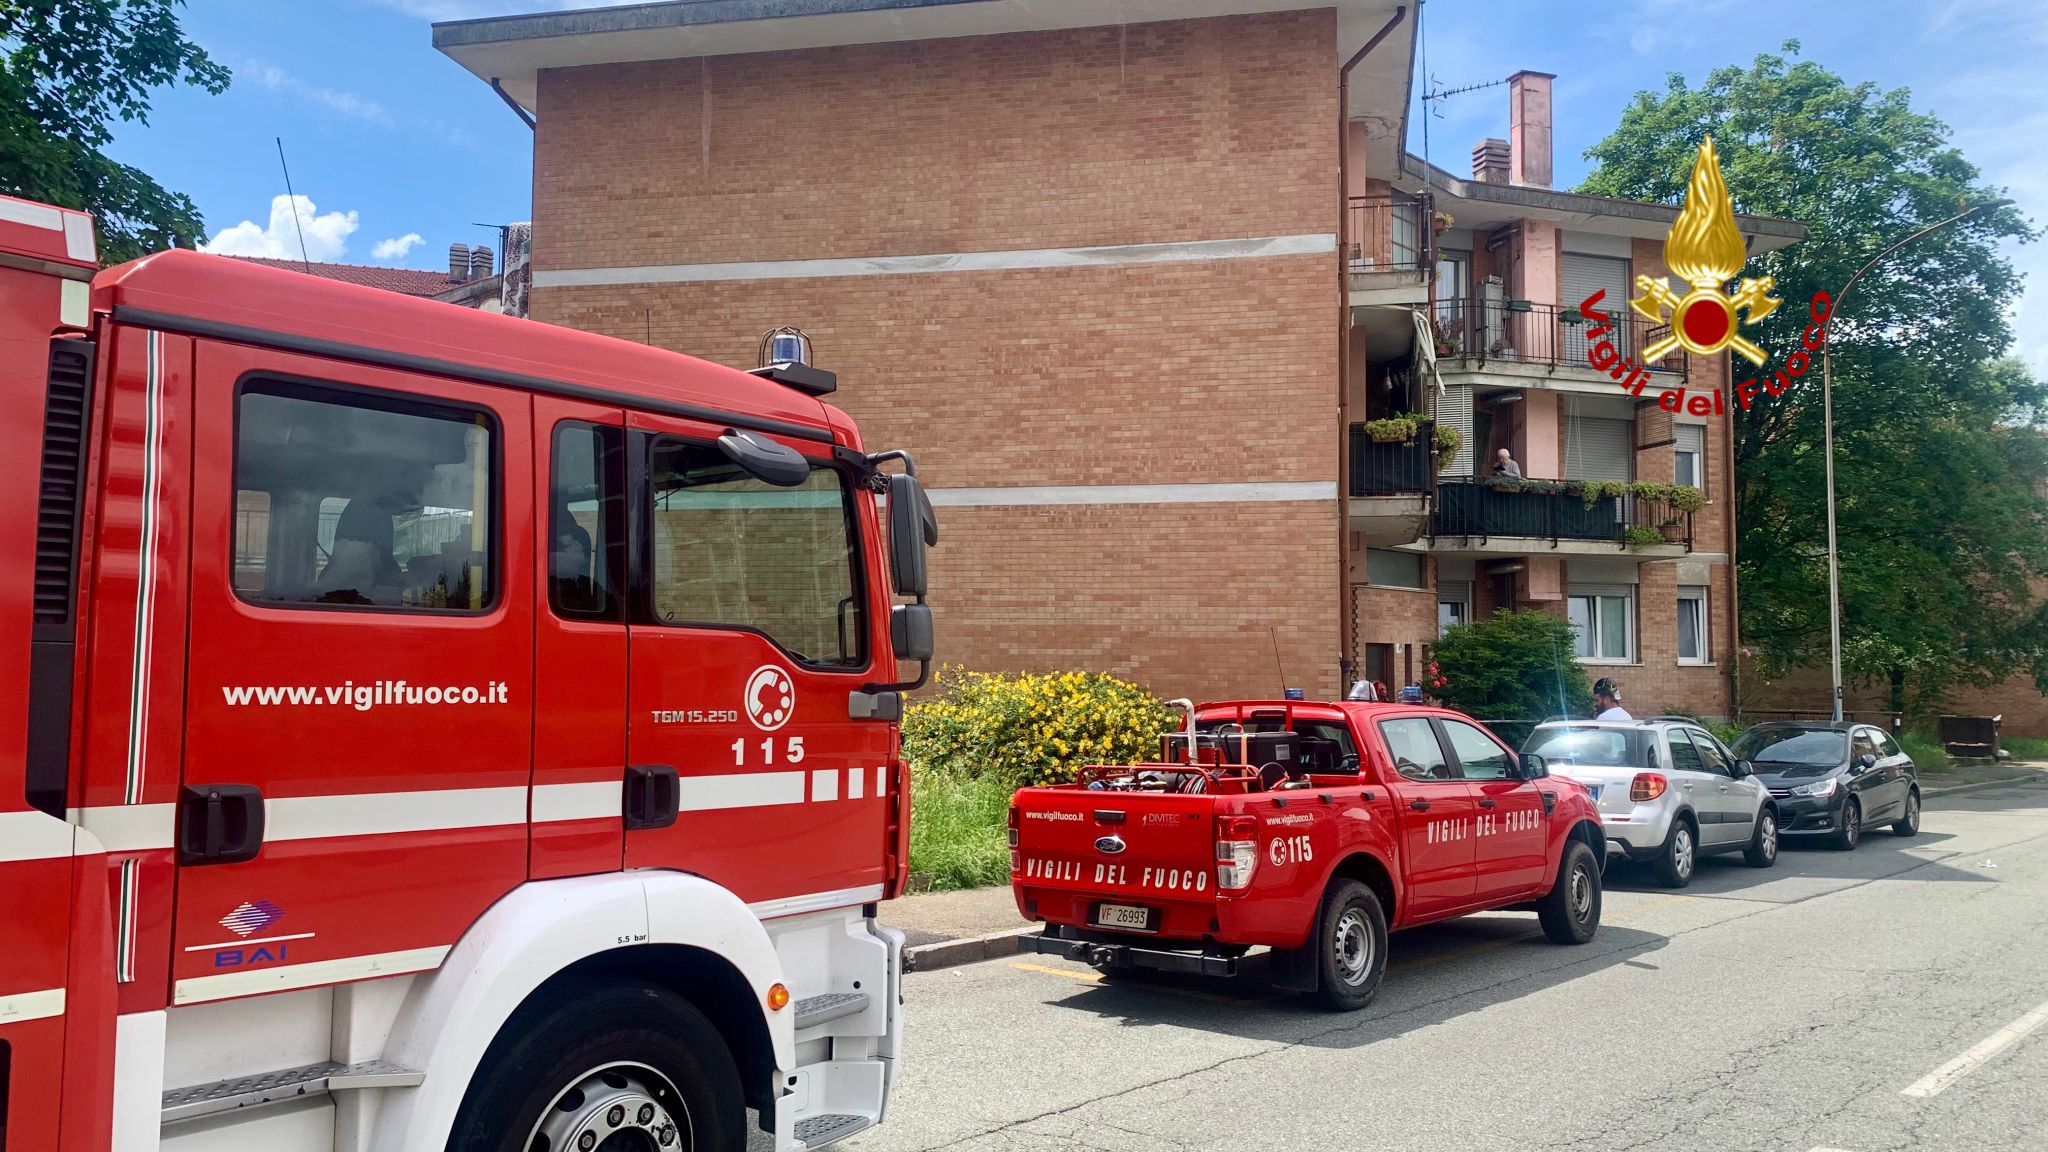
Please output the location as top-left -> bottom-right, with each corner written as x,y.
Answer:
177,785 -> 265,866
624,765 -> 681,831
1408,799 -> 1431,812
1477,797 -> 1498,809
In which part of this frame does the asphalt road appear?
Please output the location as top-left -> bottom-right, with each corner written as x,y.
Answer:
848,780 -> 2048,1152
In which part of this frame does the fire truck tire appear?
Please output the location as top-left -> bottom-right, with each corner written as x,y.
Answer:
1536,840 -> 1602,945
1309,880 -> 1388,1011
447,978 -> 746,1152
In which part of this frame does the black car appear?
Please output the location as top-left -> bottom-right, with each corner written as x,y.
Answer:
1728,722 -> 1920,849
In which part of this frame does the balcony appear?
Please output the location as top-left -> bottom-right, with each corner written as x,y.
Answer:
1427,479 -> 1693,557
1346,191 -> 1430,305
1347,422 -> 1434,546
1430,298 -> 1687,388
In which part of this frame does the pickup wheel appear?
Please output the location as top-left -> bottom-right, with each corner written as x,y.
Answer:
1651,816 -> 1696,888
1536,840 -> 1602,944
1309,880 -> 1388,1012
447,978 -> 745,1152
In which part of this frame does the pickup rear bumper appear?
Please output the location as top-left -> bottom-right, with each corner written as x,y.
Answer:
1020,928 -> 1239,977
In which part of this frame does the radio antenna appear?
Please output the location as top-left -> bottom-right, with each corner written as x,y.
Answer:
1269,627 -> 1289,694
274,137 -> 313,272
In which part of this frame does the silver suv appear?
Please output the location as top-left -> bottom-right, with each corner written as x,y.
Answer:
1522,718 -> 1779,887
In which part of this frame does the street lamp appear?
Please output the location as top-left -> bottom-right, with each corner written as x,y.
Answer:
1821,197 -> 2014,721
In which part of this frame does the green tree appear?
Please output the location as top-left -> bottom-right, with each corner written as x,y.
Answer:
1578,42 -> 2048,714
0,0 -> 228,263
1432,610 -> 1592,732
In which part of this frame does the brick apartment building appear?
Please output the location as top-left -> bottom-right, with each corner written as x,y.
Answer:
435,0 -> 1803,714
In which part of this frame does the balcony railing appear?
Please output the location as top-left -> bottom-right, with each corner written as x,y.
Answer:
1349,422 -> 1436,497
1430,298 -> 1687,379
1430,479 -> 1693,550
1346,191 -> 1430,273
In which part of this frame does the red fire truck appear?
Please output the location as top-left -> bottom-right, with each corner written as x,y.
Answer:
0,195 -> 935,1152
1011,700 -> 1605,1009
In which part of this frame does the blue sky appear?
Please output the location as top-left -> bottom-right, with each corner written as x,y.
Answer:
111,0 -> 2046,367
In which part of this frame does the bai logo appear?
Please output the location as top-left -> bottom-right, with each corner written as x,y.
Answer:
1578,135 -> 1827,413
211,899 -> 308,969
744,665 -> 795,731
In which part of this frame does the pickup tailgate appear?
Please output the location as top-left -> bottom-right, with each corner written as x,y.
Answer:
1011,786 -> 1218,937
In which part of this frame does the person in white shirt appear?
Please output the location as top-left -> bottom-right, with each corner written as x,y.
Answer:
1593,678 -> 1632,721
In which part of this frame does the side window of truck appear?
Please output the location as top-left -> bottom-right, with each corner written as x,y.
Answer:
1379,718 -> 1452,781
233,380 -> 495,611
549,421 -> 625,620
1440,719 -> 1512,780
647,437 -> 866,668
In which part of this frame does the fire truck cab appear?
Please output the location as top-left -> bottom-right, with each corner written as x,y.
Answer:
0,195 -> 935,1152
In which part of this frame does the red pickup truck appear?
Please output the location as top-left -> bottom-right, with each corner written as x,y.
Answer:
1012,700 -> 1605,1009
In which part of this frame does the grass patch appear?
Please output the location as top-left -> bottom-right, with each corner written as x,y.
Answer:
908,766 -> 1013,892
1898,729 -> 1953,773
1997,735 -> 2048,760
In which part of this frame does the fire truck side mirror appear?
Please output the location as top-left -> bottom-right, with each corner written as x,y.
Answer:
716,428 -> 811,487
891,603 -> 934,663
887,472 -> 934,599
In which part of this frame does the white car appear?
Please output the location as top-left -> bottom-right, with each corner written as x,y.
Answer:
1521,718 -> 1779,887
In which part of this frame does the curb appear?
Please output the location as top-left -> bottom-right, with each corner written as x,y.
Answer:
1921,775 -> 2048,799
902,925 -> 1036,974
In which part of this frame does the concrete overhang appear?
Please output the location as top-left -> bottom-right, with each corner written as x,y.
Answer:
435,0 -> 1415,171
1400,154 -> 1808,255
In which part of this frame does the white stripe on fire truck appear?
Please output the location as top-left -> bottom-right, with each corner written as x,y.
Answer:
123,330 -> 168,806
0,986 -> 66,1025
532,781 -> 622,822
76,803 -> 176,852
173,945 -> 452,1006
266,786 -> 531,841
116,857 -> 140,983
0,808 -> 76,862
679,771 -> 806,812
748,884 -> 887,921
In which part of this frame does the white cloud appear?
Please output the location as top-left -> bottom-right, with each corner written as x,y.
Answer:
372,233 -> 426,261
238,59 -> 390,126
199,195 -> 360,262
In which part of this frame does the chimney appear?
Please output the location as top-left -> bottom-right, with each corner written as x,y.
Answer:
448,242 -> 472,282
1472,138 -> 1511,184
470,245 -> 494,281
1508,70 -> 1555,188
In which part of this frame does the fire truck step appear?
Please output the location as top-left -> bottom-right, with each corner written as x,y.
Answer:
793,991 -> 870,1030
160,1059 -> 424,1124
794,1112 -> 873,1148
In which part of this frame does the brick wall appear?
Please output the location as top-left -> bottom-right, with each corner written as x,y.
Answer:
533,11 -> 1338,270
531,10 -> 1344,701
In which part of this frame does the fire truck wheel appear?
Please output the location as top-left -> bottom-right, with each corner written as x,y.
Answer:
448,979 -> 746,1152
1536,840 -> 1602,945
1309,880 -> 1388,1011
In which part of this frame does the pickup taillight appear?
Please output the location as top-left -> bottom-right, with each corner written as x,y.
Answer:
1215,814 -> 1257,891
1007,805 -> 1019,872
1630,773 -> 1668,802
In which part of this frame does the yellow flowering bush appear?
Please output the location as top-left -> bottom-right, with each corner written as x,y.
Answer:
903,667 -> 1180,789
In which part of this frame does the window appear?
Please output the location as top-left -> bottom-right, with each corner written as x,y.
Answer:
1666,730 -> 1706,775
1438,580 -> 1470,636
1435,250 -> 1469,330
1877,730 -> 1904,759
1379,718 -> 1451,781
1689,729 -> 1733,777
1674,424 -> 1704,490
1442,719 -> 1512,780
1853,730 -> 1881,764
1525,726 -> 1645,769
233,382 -> 494,611
1368,548 -> 1426,590
649,438 -> 864,668
1568,586 -> 1633,662
550,422 -> 625,620
1677,586 -> 1708,664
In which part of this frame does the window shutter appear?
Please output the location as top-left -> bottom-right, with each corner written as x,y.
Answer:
1439,384 -> 1474,477
1564,414 -> 1632,482
1562,253 -> 1631,355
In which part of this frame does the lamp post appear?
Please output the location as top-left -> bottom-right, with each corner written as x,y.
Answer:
1821,198 -> 2013,721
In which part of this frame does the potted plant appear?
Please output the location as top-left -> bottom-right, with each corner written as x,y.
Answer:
1624,524 -> 1666,552
1364,414 -> 1420,443
1431,318 -> 1460,358
1433,424 -> 1462,471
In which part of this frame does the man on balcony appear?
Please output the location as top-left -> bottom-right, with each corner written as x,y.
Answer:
1492,447 -> 1522,479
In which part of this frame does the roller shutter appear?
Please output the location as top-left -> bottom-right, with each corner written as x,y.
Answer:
1563,253 -> 1631,355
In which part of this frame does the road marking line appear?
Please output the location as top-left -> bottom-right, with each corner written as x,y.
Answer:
1902,996 -> 2048,1097
1011,962 -> 1102,984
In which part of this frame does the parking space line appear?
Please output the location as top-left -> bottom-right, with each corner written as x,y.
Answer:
1011,962 -> 1102,985
1901,996 -> 2048,1097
